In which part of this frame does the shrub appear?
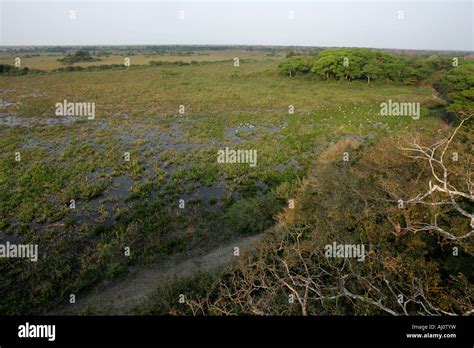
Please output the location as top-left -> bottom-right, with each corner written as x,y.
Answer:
224,193 -> 281,235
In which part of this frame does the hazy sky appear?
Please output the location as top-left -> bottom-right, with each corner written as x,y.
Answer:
1,0 -> 472,50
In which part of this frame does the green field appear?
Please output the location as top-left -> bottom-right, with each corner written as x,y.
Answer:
0,50 -> 278,71
0,47 -> 470,315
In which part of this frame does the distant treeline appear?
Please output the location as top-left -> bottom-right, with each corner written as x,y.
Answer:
53,64 -> 131,72
52,60 -> 203,72
54,60 -> 222,71
279,48 -> 459,83
149,60 -> 194,66
2,45 -> 297,56
3,45 -> 472,57
0,64 -> 44,76
58,50 -> 101,64
1,46 -> 69,53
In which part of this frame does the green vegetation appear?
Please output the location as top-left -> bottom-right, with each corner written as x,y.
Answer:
52,64 -> 131,73
279,48 -> 457,84
278,56 -> 313,77
139,130 -> 473,315
433,61 -> 474,111
0,47 -> 471,315
58,50 -> 101,65
0,64 -> 44,75
0,47 -> 279,72
149,60 -> 192,66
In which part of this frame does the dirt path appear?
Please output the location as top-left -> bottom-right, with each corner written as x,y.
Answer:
50,234 -> 262,315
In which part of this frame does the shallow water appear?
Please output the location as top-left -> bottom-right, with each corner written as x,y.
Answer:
0,100 -> 15,107
0,114 -> 84,127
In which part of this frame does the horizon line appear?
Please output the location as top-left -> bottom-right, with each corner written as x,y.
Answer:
0,44 -> 472,53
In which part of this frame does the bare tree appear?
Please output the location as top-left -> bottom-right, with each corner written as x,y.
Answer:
400,111 -> 473,241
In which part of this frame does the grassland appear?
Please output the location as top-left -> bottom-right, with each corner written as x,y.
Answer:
0,49 -> 446,314
0,50 -> 277,71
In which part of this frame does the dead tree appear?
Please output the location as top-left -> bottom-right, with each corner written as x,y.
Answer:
400,111 -> 473,241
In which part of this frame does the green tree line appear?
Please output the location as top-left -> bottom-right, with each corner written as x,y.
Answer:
279,48 -> 459,84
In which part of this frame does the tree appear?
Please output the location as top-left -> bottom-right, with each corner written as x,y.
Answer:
362,61 -> 380,84
400,112 -> 473,241
278,56 -> 312,77
433,60 -> 474,112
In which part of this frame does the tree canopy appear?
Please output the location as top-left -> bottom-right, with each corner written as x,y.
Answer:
57,50 -> 101,65
279,48 -> 458,84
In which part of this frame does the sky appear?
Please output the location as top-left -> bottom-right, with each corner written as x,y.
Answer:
1,0 -> 473,51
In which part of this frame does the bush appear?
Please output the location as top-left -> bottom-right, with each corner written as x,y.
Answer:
149,60 -> 190,67
224,193 -> 281,235
0,64 -> 43,75
57,50 -> 101,64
